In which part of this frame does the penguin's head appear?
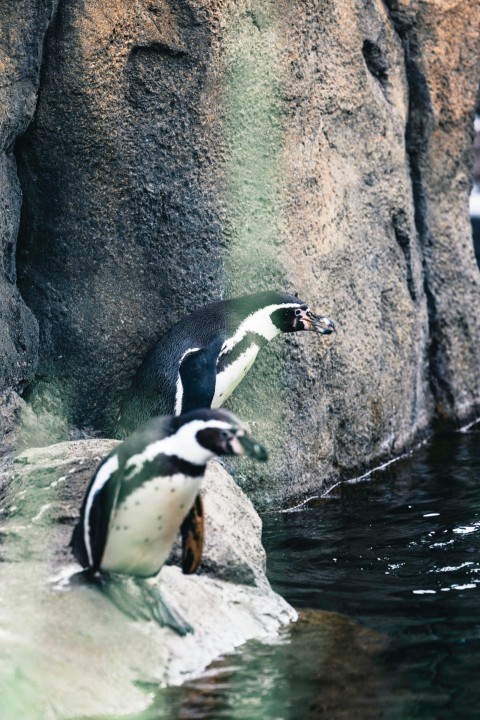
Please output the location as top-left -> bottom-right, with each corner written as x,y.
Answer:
175,409 -> 268,462
268,293 -> 336,335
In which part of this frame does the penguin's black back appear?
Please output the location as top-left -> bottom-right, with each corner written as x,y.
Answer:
115,291 -> 302,436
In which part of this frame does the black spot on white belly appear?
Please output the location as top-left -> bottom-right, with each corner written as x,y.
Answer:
100,472 -> 202,576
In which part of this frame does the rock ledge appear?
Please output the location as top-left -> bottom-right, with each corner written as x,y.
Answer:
0,439 -> 295,719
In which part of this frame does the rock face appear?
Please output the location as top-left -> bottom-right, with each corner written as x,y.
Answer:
0,2 -> 55,395
0,440 -> 295,719
16,0 -> 227,430
0,0 -> 479,504
387,0 -> 480,425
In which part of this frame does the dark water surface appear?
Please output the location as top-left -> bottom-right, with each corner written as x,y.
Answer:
141,427 -> 480,720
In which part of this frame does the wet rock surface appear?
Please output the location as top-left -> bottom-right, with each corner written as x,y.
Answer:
0,438 -> 295,719
0,0 -> 478,507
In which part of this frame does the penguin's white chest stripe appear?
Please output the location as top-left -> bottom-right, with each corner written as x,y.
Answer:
212,343 -> 260,408
174,347 -> 200,415
84,454 -> 119,567
101,473 -> 201,577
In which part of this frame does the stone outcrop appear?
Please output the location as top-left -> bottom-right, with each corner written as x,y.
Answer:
0,439 -> 295,718
0,0 -> 479,505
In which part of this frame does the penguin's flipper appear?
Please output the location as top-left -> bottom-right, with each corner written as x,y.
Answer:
178,336 -> 224,413
180,494 -> 204,575
71,443 -> 135,574
85,481 -> 117,571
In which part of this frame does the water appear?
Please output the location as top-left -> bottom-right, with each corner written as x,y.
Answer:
139,426 -> 480,720
264,428 -> 480,719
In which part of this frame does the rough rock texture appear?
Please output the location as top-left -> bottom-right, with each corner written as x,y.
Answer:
16,0 -> 227,429
220,0 -> 480,505
0,2 -> 53,396
0,439 -> 295,719
0,0 -> 478,505
385,0 -> 480,425
0,390 -> 24,457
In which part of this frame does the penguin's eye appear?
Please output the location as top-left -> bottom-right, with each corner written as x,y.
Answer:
294,308 -> 303,317
219,430 -> 231,440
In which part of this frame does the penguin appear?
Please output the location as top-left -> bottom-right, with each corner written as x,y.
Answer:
71,408 -> 268,635
114,290 -> 335,574
116,291 -> 335,435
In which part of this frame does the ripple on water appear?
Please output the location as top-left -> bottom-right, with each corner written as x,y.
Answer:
261,430 -> 480,719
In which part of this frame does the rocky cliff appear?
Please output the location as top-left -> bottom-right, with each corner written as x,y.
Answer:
1,0 -> 479,506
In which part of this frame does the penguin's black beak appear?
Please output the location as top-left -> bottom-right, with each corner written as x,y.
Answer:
235,433 -> 268,461
305,312 -> 336,335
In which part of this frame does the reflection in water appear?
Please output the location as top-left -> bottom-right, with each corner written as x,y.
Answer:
132,610 -> 391,720
84,427 -> 480,719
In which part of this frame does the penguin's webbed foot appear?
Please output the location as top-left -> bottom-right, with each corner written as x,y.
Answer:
139,580 -> 194,636
180,494 -> 204,575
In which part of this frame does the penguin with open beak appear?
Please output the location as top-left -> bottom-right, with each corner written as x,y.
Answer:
114,291 -> 335,574
71,409 -> 267,635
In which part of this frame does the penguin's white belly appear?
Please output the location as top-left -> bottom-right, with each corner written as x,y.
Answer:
101,473 -> 201,577
212,344 -> 260,409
